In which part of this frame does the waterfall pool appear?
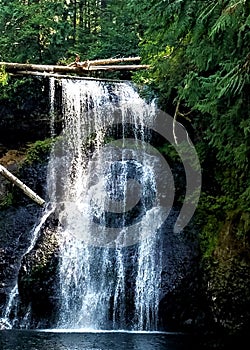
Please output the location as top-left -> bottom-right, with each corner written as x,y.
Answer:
0,329 -> 245,350
0,329 -> 207,350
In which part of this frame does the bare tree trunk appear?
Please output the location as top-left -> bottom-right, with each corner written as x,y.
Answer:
11,71 -> 125,82
0,165 -> 45,206
0,59 -> 149,75
77,56 -> 142,66
72,0 -> 77,43
79,0 -> 85,29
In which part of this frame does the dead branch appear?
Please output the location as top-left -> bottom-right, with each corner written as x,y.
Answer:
0,164 -> 45,206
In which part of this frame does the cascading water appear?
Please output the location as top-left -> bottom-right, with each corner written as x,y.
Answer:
1,78 -> 173,331
47,79 -> 165,331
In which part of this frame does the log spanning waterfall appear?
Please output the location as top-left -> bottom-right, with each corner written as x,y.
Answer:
48,79 -> 167,331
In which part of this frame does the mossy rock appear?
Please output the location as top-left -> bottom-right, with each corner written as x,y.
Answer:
205,211 -> 250,335
18,212 -> 60,328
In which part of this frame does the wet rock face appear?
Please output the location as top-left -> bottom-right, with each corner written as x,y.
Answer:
158,210 -> 250,336
17,213 -> 60,328
0,76 -> 62,149
157,213 -> 214,333
0,247 -> 15,313
158,261 -> 214,333
0,148 -> 50,323
205,212 -> 250,335
0,79 -> 50,147
0,206 -> 43,315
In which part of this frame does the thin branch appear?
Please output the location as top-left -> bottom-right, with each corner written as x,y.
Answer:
173,100 -> 180,145
0,164 -> 45,206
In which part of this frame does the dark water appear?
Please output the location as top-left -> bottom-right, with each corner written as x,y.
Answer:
0,330 -> 245,350
0,330 -> 198,350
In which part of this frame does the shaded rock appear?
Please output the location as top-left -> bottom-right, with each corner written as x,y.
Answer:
157,212 -> 213,333
17,212 -> 60,328
0,77 -> 52,148
0,152 -> 49,321
205,211 -> 250,335
0,206 -> 43,317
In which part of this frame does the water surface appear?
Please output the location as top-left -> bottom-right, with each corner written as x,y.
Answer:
0,329 -> 246,350
0,330 -> 199,350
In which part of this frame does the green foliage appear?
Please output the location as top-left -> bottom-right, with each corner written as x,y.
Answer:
199,214 -> 221,258
0,65 -> 8,86
196,193 -> 235,258
26,138 -> 56,164
0,76 -> 30,100
235,211 -> 250,239
86,0 -> 139,59
0,0 -> 72,63
157,143 -> 180,162
0,0 -> 140,65
0,75 -> 48,114
131,0 -> 250,256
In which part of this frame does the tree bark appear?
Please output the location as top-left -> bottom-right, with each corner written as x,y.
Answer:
78,56 -> 142,66
0,165 -> 45,206
11,71 -> 126,82
0,58 -> 149,76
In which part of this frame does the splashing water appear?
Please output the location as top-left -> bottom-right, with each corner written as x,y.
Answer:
47,79 -> 164,331
1,79 -> 168,331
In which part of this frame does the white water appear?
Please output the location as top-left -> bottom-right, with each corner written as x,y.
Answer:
48,79 -> 163,331
2,79 -> 165,331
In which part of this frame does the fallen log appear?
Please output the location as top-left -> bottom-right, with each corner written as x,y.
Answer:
0,61 -> 149,75
68,56 -> 142,67
11,71 -> 127,82
73,56 -> 142,67
88,64 -> 149,70
0,164 -> 45,206
84,56 -> 141,65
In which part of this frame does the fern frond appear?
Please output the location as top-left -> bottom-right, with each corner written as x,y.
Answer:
209,0 -> 246,39
217,54 -> 250,98
223,0 -> 246,15
198,0 -> 220,22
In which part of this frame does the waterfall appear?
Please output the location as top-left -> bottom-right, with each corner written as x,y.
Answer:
1,78 -> 176,331
0,73 -> 201,332
47,79 -> 165,331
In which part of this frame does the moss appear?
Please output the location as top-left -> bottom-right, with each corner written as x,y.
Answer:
199,217 -> 222,259
234,211 -> 250,239
203,211 -> 250,334
0,192 -> 13,209
18,215 -> 60,325
26,137 -> 57,164
0,65 -> 8,87
195,195 -> 226,259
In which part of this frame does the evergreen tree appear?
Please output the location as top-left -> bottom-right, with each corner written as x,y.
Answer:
134,0 -> 250,213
